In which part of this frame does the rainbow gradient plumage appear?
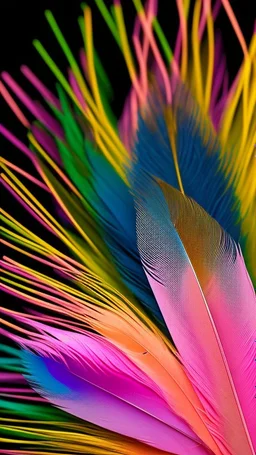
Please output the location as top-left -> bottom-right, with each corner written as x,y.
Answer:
0,1 -> 256,454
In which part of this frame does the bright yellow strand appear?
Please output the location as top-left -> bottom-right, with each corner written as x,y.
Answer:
28,133 -> 82,198
204,4 -> 214,113
1,174 -> 90,266
113,2 -> 143,104
1,214 -> 75,267
220,32 -> 256,152
1,227 -> 48,254
86,113 -> 128,181
176,0 -> 188,81
166,109 -> 185,194
184,0 -> 191,16
240,58 -> 252,152
1,211 -> 87,271
34,40 -> 128,171
192,0 -> 203,106
38,166 -> 105,258
84,6 -> 105,116
241,35 -> 256,149
1,164 -> 84,244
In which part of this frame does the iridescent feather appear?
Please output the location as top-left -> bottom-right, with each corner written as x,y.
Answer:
0,1 -> 255,454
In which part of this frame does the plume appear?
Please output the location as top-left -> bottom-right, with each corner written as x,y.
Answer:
0,1 -> 255,454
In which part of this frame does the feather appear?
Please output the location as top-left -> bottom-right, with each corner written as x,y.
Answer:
132,83 -> 241,243
0,347 -> 167,455
21,347 -> 208,454
135,177 -> 256,454
1,1 -> 255,454
86,145 -> 165,324
0,273 -> 219,453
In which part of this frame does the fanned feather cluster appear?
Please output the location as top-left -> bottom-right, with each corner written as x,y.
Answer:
0,1 -> 255,454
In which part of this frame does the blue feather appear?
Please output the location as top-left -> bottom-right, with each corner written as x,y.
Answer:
132,86 -> 241,243
21,350 -> 80,397
86,143 -> 166,326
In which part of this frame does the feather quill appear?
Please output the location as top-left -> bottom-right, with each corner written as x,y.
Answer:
21,345 -> 208,454
135,177 -> 256,454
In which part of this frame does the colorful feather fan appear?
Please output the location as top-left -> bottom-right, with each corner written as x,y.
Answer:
0,1 -> 255,454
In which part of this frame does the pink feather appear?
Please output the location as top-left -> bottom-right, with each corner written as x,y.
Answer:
21,324 -> 209,454
136,179 -> 256,455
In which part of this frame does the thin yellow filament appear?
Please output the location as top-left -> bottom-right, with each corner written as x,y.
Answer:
192,0 -> 203,106
204,5 -> 214,113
